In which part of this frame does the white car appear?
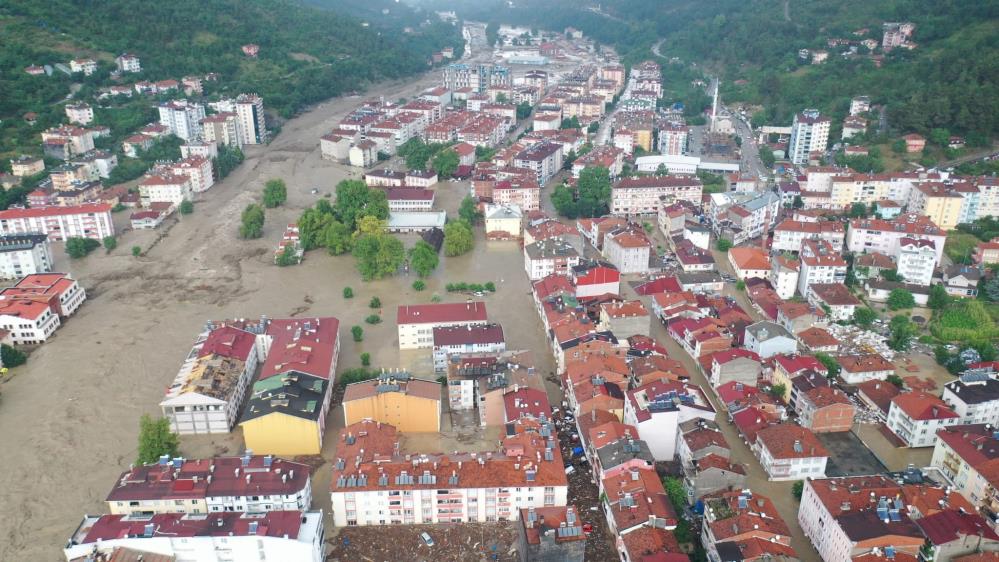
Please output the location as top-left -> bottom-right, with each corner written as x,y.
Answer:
421,532 -> 434,547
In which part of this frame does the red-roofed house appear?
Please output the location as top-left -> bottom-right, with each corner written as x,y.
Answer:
799,386 -> 855,432
504,386 -> 551,422
888,391 -> 960,447
754,424 -> 829,480
915,509 -> 999,560
432,323 -> 506,372
729,248 -> 771,280
598,300 -> 651,339
572,261 -> 620,298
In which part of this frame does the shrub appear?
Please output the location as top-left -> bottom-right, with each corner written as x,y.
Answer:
136,415 -> 179,465
179,200 -> 194,215
103,236 -> 117,252
66,237 -> 100,258
485,281 -> 496,292
716,238 -> 733,252
369,297 -> 381,309
365,314 -> 382,325
431,293 -> 442,302
351,325 -> 363,341
412,280 -> 426,291
0,344 -> 27,368
131,245 -> 142,257
343,287 -> 354,299
360,352 -> 371,367
931,300 -> 999,341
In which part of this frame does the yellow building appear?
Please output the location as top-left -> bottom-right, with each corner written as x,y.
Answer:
239,371 -> 330,456
342,373 -> 441,432
908,183 -> 963,230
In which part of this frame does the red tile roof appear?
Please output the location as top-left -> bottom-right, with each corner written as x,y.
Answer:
199,326 -> 257,362
257,317 -> 339,380
0,202 -> 111,219
433,323 -> 504,347
81,511 -> 305,543
504,387 -> 551,421
916,509 -> 999,545
397,302 -> 488,325
756,424 -> 829,459
892,391 -> 958,421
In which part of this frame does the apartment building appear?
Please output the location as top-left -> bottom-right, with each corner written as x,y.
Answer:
754,424 -> 829,480
602,229 -> 652,274
343,373 -> 441,432
158,100 -> 206,141
788,109 -> 831,165
597,301 -> 650,340
105,454 -> 312,515
432,323 -> 506,372
623,379 -> 715,460
896,237 -> 937,286
0,203 -> 114,241
797,386 -> 855,433
887,391 -> 960,447
524,237 -> 581,280
161,324 -> 260,434
233,94 -> 267,144
10,155 -> 44,177
941,373 -> 999,426
115,53 -> 141,73
0,234 -> 52,278
807,283 -> 861,321
702,490 -> 797,562
0,297 -> 59,345
907,182 -> 964,230
201,112 -> 241,147
931,424 -> 999,513
797,239 -> 847,296
835,354 -> 896,385
138,173 -> 193,206
611,176 -> 703,216
770,255 -> 800,299
847,213 -> 946,265
743,321 -> 797,359
513,142 -> 563,186
517,506 -> 587,562
771,219 -> 845,254
658,123 -> 689,156
329,418 -> 567,526
65,102 -> 94,125
397,302 -> 489,350
69,58 -> 97,75
64,511 -> 324,562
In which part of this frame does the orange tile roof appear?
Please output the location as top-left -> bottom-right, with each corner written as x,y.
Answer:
756,425 -> 829,459
729,247 -> 770,271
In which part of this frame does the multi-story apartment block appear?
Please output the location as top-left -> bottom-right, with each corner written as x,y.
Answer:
513,141 -> 563,186
65,511 -> 324,562
524,237 -> 581,280
161,155 -> 215,193
702,490 -> 797,562
797,239 -> 847,296
622,379 -> 715,461
65,102 -> 94,125
932,424 -> 999,512
115,52 -> 141,73
896,237 -> 937,286
611,176 -> 703,216
602,229 -> 652,274
887,391 -> 960,447
941,373 -> 999,426
329,418 -> 567,526
138,173 -> 193,206
343,373 -> 442,432
0,234 -> 52,279
0,297 -> 59,345
201,112 -> 241,147
161,324 -> 261,434
907,182 -> 964,230
397,302 -> 489,350
432,323 -> 506,372
105,454 -> 312,515
69,58 -> 98,75
442,63 -> 511,93
771,219 -> 845,254
770,255 -> 800,299
10,155 -> 44,177
849,96 -> 871,116
754,424 -> 828,480
657,123 -> 689,156
41,126 -> 95,158
847,213 -> 946,265
788,109 -> 831,165
158,100 -> 206,141
0,203 -> 114,241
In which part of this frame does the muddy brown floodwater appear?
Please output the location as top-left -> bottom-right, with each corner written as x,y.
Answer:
0,59 -> 563,559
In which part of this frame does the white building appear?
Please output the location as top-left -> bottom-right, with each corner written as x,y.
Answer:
69,58 -> 97,75
847,213 -> 946,266
770,256 -> 800,300
65,102 -> 94,125
161,325 -> 261,434
754,425 -> 828,481
941,373 -> 999,426
115,53 -> 141,73
849,96 -> 871,116
771,219 -> 845,254
602,230 -> 651,274
235,94 -> 267,145
0,234 -> 52,279
788,109 -> 831,165
0,297 -> 60,345
432,324 -> 506,372
611,176 -> 703,216
524,238 -> 581,280
513,142 -> 563,186
623,380 -> 715,461
887,391 -> 960,448
64,511 -> 325,562
397,302 -> 489,350
0,203 -> 115,241
931,425 -> 999,512
743,321 -> 798,359
139,173 -> 193,206
896,237 -> 937,286
158,100 -> 206,141
797,240 -> 847,297
484,203 -> 523,238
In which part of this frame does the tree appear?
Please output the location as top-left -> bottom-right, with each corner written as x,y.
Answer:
409,241 -> 439,277
66,237 -> 100,258
886,374 -> 905,388
365,314 -> 381,324
484,281 -> 496,292
0,344 -> 27,368
887,289 -> 916,310
516,102 -> 533,120
716,239 -> 733,252
214,145 -> 244,180
792,481 -> 804,500
179,200 -> 194,215
369,297 -> 382,309
768,383 -> 787,400
131,245 -> 142,257
103,236 -> 117,252
360,352 -> 371,367
354,215 -> 386,238
587,121 -> 599,133
352,233 -> 405,280
275,245 -> 298,266
849,203 -> 868,218
891,139 -> 907,154
343,287 -> 354,299
882,269 -> 904,282
561,116 -> 581,129
459,196 -> 483,225
262,178 -> 288,208
444,220 -> 474,257
431,148 -> 459,178
888,314 -> 916,351
760,149 -> 776,168
351,325 -> 363,342
576,167 -> 612,217
816,352 -> 841,378
412,280 -> 426,291
334,180 -> 372,230
239,204 -> 265,239
323,220 -> 352,255
928,284 -> 950,310
136,414 -> 179,465
663,476 -> 688,509
551,183 -> 578,218
736,280 -> 746,291
853,307 -> 877,328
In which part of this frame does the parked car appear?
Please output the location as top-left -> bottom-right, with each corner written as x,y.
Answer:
420,532 -> 435,547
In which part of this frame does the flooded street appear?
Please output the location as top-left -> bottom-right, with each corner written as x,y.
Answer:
0,59 -> 552,558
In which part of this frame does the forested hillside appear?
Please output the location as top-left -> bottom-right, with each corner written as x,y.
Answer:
0,0 -> 462,120
424,0 -> 999,140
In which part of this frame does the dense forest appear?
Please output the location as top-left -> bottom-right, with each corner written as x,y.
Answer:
424,0 -> 999,140
0,0 -> 463,121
